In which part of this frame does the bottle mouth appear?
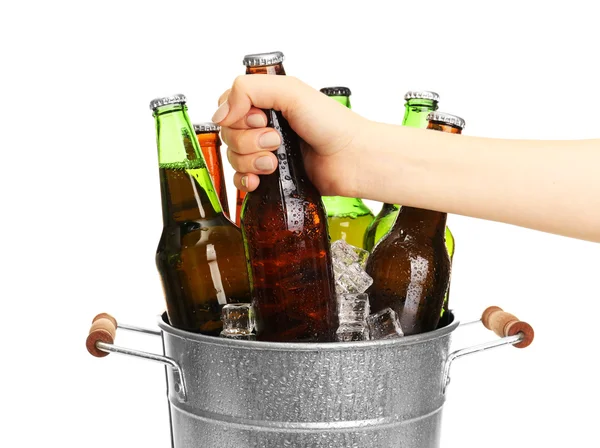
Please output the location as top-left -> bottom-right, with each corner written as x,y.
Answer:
193,123 -> 221,134
242,51 -> 285,67
427,111 -> 465,130
320,86 -> 352,97
404,91 -> 440,101
405,98 -> 438,107
149,94 -> 186,111
153,103 -> 186,116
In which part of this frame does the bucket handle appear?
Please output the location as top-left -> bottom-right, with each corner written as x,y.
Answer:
442,306 -> 535,394
85,313 -> 187,402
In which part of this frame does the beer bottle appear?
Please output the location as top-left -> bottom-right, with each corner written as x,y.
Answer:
193,122 -> 231,219
363,91 -> 456,313
364,91 -> 441,251
151,94 -> 251,335
319,86 -> 374,249
365,111 -> 465,336
240,51 -> 338,342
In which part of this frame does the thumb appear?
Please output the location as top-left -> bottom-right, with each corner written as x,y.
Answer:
212,74 -> 361,153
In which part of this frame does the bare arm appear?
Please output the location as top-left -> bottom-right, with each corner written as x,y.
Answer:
214,75 -> 600,243
354,123 -> 600,242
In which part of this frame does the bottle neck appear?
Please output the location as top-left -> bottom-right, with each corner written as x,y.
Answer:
195,131 -> 223,178
392,206 -> 447,239
196,131 -> 220,149
402,98 -> 438,129
331,95 -> 351,108
427,121 -> 462,134
154,104 -> 222,221
245,62 -> 309,196
246,63 -> 285,75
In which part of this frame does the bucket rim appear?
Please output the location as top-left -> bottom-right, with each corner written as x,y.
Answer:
157,311 -> 460,351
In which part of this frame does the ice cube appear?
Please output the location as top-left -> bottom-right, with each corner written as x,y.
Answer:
336,323 -> 370,342
333,261 -> 374,294
366,308 -> 404,340
337,293 -> 370,324
220,303 -> 256,340
331,239 -> 370,268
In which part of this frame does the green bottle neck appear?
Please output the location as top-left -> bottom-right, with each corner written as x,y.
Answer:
154,104 -> 223,220
402,98 -> 438,128
331,95 -> 351,108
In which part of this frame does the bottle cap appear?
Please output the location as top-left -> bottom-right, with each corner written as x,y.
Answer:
404,90 -> 440,102
427,111 -> 466,129
320,86 -> 352,97
193,122 -> 221,133
243,51 -> 285,67
149,94 -> 186,111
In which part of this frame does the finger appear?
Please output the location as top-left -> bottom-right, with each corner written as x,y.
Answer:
228,107 -> 268,130
218,89 -> 230,106
212,75 -> 316,127
227,149 -> 279,175
221,127 -> 281,155
233,172 -> 260,192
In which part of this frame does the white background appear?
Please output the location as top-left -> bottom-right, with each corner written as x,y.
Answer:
1,1 -> 598,447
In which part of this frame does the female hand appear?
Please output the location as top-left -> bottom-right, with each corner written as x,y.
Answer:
212,75 -> 370,197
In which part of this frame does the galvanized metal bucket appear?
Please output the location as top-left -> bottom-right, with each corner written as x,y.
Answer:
87,307 -> 533,448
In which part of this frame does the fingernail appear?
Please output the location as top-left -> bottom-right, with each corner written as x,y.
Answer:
254,156 -> 274,171
211,100 -> 230,123
258,131 -> 281,149
241,176 -> 248,188
246,114 -> 266,128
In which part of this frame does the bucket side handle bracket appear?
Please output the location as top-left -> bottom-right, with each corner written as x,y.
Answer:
86,313 -> 187,402
442,306 -> 534,394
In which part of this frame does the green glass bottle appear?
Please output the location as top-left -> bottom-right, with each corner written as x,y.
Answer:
364,91 -> 454,256
151,94 -> 251,335
319,86 -> 374,249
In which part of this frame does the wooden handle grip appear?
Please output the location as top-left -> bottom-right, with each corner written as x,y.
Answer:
86,313 -> 118,357
481,306 -> 534,348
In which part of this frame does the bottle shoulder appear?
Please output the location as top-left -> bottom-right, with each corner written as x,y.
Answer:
371,234 -> 448,258
322,196 -> 373,217
162,215 -> 241,236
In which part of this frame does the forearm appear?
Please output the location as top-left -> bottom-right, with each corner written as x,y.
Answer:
356,121 -> 600,242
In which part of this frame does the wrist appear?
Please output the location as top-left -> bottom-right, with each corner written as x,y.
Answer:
349,121 -> 412,202
327,117 -> 378,199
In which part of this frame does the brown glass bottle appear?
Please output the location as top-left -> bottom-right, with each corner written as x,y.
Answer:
151,94 -> 251,336
240,51 -> 338,342
365,111 -> 465,336
194,122 -> 230,219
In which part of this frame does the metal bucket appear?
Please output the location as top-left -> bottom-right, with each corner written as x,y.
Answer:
87,307 -> 533,448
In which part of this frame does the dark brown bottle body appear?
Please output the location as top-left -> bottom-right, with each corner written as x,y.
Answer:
241,62 -> 338,342
156,167 -> 252,336
365,208 -> 450,335
153,101 -> 251,335
365,119 -> 460,335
